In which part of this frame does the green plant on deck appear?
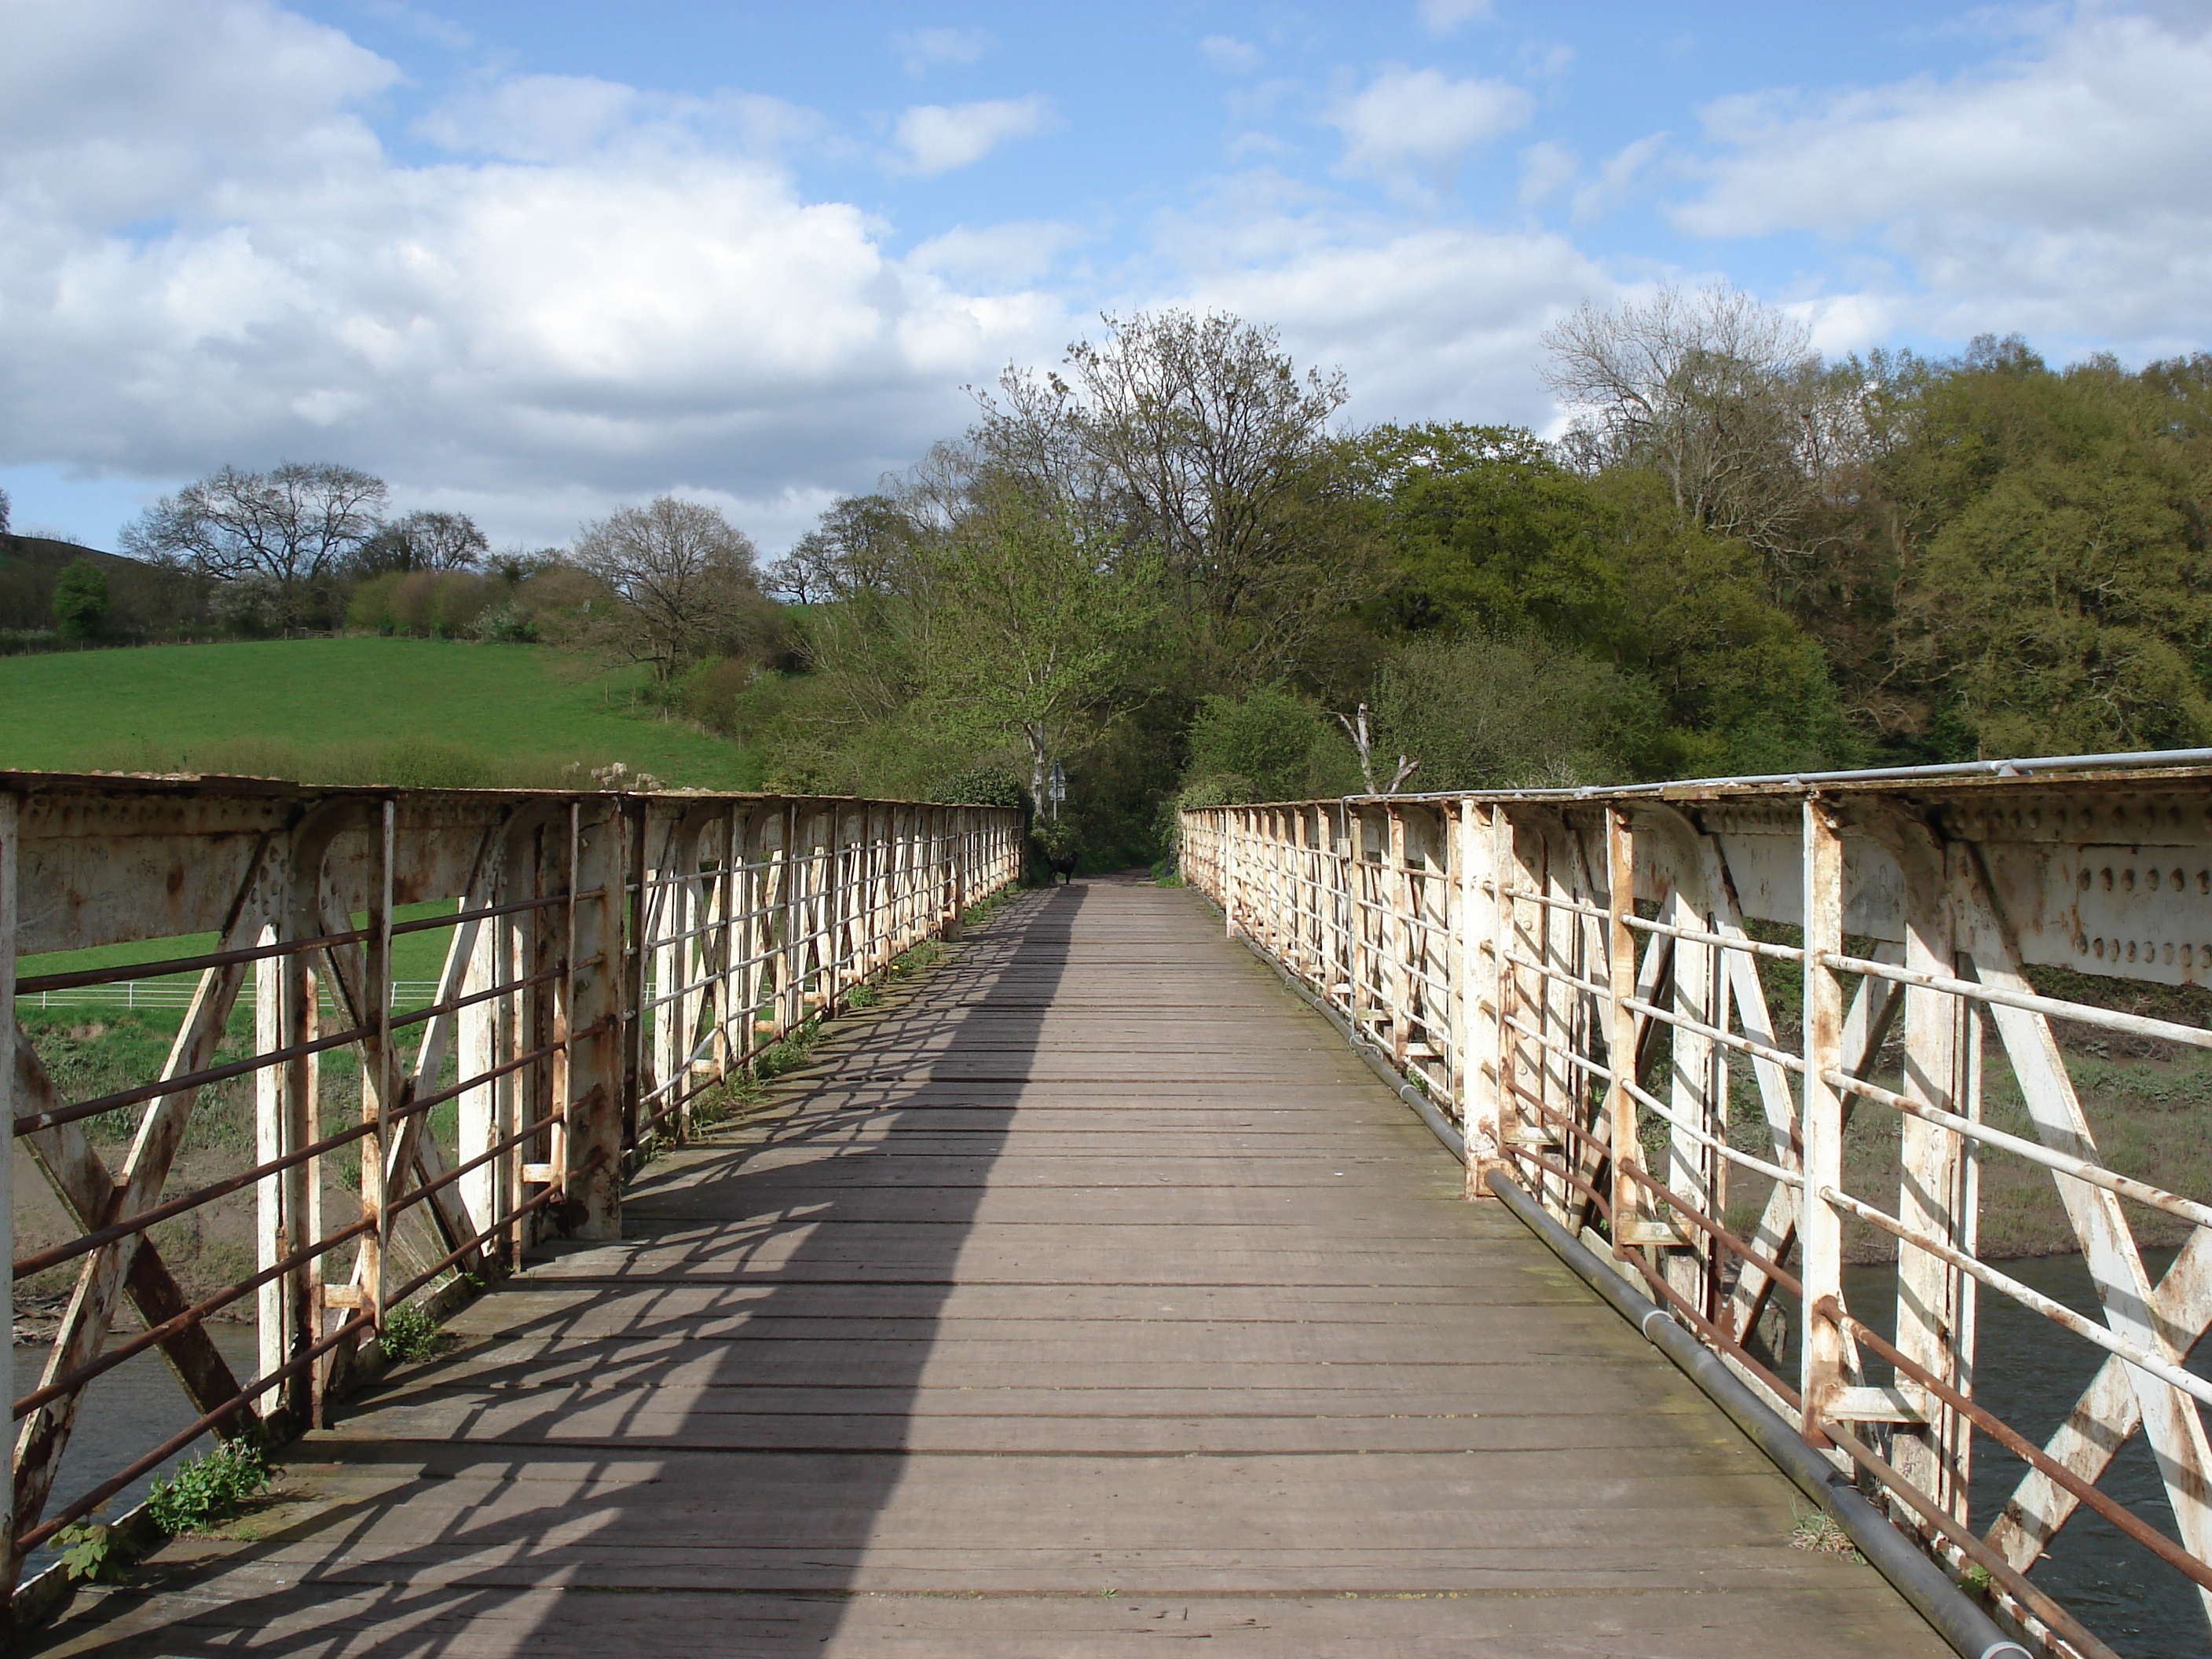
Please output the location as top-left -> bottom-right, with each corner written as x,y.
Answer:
53,1520 -> 123,1583
844,983 -> 881,1009
145,1438 -> 268,1536
379,1299 -> 445,1362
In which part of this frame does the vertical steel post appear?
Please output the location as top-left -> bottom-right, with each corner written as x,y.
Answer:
1459,799 -> 1503,1198
1800,797 -> 1849,1448
0,790 -> 17,1591
1604,808 -> 1639,1241
362,800 -> 395,1338
567,801 -> 624,1239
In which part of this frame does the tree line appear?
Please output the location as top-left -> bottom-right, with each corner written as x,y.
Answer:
9,289 -> 2208,873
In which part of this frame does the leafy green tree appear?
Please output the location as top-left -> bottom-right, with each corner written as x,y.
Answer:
1356,423 -> 1622,642
1884,346 -> 2212,756
917,492 -> 1166,812
971,309 -> 1368,683
51,558 -> 108,640
1370,633 -> 1660,790
1183,686 -> 1358,802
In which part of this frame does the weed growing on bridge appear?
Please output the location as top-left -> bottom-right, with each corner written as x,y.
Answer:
379,1300 -> 447,1363
52,1521 -> 123,1584
146,1439 -> 268,1536
1788,1508 -> 1861,1560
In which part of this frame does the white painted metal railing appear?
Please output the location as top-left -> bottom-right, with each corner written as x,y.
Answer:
1184,759 -> 2212,1659
2,776 -> 1020,1607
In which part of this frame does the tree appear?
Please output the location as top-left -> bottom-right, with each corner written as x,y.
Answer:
51,558 -> 108,640
0,484 -> 11,538
1357,423 -> 1623,642
573,496 -> 765,681
969,309 -> 1362,679
764,494 -> 916,603
1371,633 -> 1660,791
1541,284 -> 1862,598
1183,686 -> 1357,802
917,490 -> 1166,812
122,462 -> 387,625
1886,351 -> 2212,756
352,511 -> 489,577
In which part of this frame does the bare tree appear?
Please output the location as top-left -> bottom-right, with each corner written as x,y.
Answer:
1540,284 -> 1863,594
968,309 -> 1360,679
353,510 -> 489,576
573,496 -> 764,680
123,462 -> 387,624
764,494 -> 917,603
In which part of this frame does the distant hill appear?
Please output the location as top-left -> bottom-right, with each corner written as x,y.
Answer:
0,635 -> 764,789
0,534 -> 140,573
0,533 -> 198,639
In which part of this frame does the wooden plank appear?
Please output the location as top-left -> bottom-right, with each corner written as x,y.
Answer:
30,884 -> 1948,1659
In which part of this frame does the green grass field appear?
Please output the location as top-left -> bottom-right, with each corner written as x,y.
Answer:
0,636 -> 761,789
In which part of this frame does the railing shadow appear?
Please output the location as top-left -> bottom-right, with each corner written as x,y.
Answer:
33,886 -> 1082,1656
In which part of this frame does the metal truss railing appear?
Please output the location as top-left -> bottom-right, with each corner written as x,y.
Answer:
2,775 -> 1020,1602
1184,756 -> 2212,1659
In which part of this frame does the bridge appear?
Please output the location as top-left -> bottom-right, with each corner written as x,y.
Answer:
8,762 -> 2212,1657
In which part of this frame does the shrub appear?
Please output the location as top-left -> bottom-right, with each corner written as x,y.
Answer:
145,1438 -> 267,1535
1185,687 -> 1357,803
926,763 -> 1027,810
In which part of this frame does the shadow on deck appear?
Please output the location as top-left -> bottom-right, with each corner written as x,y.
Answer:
28,881 -> 1952,1657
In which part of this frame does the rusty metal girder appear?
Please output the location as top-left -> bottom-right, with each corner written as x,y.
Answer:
1185,758 -> 2212,1659
3,771 -> 1022,1606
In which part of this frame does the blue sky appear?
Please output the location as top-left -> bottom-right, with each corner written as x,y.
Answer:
3,1 -> 2207,551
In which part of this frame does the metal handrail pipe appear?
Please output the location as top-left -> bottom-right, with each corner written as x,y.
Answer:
1828,1068 -> 2212,1230
1489,1171 -> 2030,1659
1819,950 -> 2212,1052
13,1215 -> 378,1419
13,1022 -> 375,1137
1818,1296 -> 2212,1599
1819,1186 -> 2212,1409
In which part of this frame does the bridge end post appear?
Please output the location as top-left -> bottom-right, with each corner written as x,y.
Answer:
564,800 -> 627,1241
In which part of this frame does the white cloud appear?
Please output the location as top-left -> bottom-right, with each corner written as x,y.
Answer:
1325,67 -> 1533,185
906,221 -> 1084,290
890,96 -> 1055,176
1180,222 -> 1623,428
1416,0 -> 1493,35
1673,9 -> 2212,350
1571,133 -> 1665,222
892,27 -> 991,75
0,1 -> 1067,549
1200,35 -> 1262,73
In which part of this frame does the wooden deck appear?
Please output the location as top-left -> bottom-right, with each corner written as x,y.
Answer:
34,881 -> 1948,1657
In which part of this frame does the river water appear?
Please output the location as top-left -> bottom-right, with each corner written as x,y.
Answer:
1842,1251 -> 2209,1658
17,1322 -> 259,1580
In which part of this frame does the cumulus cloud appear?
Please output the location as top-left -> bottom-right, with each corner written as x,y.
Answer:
1188,222 -> 1622,427
892,27 -> 991,75
1673,8 -> 2212,350
890,96 -> 1055,176
0,0 -> 1065,548
1148,174 -> 1623,428
1325,67 -> 1534,186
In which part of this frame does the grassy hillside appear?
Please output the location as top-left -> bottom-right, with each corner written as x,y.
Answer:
0,636 -> 764,789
